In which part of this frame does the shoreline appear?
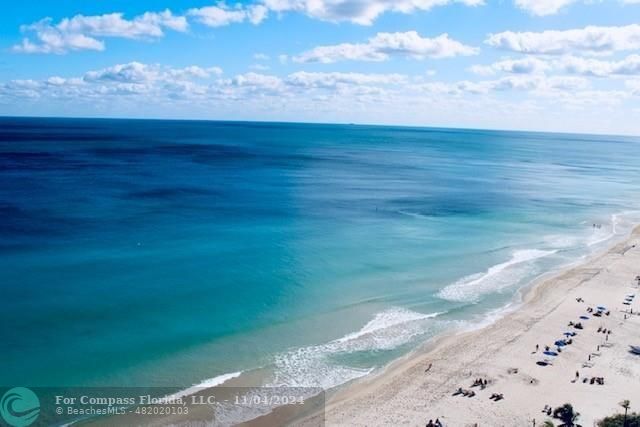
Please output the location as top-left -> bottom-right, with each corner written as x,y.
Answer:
290,225 -> 640,426
83,224 -> 640,427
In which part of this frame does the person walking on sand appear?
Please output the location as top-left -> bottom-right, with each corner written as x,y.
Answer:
575,371 -> 579,380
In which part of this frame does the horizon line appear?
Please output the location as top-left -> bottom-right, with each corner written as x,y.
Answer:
1,114 -> 639,139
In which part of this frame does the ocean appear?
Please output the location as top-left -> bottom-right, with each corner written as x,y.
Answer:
1,117 -> 639,399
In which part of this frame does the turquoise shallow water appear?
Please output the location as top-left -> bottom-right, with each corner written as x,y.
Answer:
1,117 -> 639,393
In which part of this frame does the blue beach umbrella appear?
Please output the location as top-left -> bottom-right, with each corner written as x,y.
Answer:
597,306 -> 606,310
580,316 -> 589,320
544,351 -> 558,356
555,340 -> 567,346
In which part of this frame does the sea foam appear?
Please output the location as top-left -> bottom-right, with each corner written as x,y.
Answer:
268,307 -> 442,390
159,371 -> 243,403
437,249 -> 556,303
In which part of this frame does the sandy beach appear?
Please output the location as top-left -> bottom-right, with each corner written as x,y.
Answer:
83,226 -> 640,427
295,226 -> 640,427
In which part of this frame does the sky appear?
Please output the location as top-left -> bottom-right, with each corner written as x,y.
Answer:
2,0 -> 640,134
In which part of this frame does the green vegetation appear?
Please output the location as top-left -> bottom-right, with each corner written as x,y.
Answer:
597,400 -> 639,427
553,403 -> 580,426
543,400 -> 640,427
597,413 -> 640,427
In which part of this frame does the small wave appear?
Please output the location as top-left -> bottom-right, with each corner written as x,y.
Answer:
585,211 -> 640,247
397,210 -> 429,220
335,308 -> 441,343
543,233 -> 580,250
587,219 -> 616,247
159,371 -> 242,403
546,211 -> 640,252
268,308 -> 442,389
438,249 -> 556,302
211,387 -> 320,426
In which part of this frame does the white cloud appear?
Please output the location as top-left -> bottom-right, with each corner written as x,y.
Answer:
4,61 -> 637,134
169,65 -> 224,79
14,32 -> 104,54
262,0 -> 484,25
57,10 -> 187,36
83,62 -> 222,85
467,76 -> 535,94
471,54 -> 640,78
294,31 -> 478,63
486,24 -> 640,55
535,88 -> 629,109
415,74 -> 590,95
11,0 -> 487,55
248,5 -> 270,23
231,72 -> 285,93
286,71 -> 407,87
13,10 -> 187,54
188,3 -> 268,27
0,63 -> 410,105
469,57 -> 551,75
539,75 -> 590,91
0,62 -> 605,106
514,0 -> 579,16
625,79 -> 640,95
20,62 -> 225,102
514,0 -> 640,16
188,6 -> 246,27
0,79 -> 45,99
559,54 -> 640,76
83,62 -> 160,83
